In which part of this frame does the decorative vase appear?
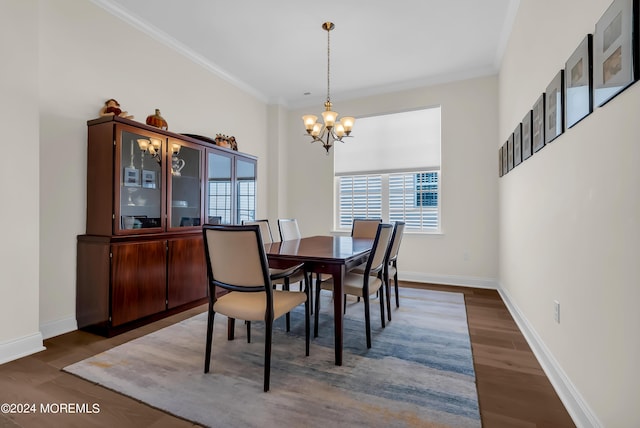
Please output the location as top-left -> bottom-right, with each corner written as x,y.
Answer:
146,109 -> 168,130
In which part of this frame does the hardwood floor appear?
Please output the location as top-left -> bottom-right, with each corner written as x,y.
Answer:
0,283 -> 575,427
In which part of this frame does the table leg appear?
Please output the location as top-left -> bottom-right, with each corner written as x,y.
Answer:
331,264 -> 345,366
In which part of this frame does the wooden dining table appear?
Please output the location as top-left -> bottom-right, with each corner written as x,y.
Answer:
265,235 -> 373,366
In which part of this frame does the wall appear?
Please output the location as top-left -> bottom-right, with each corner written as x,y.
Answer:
285,76 -> 500,287
1,0 -> 271,362
0,0 -> 44,363
499,0 -> 640,426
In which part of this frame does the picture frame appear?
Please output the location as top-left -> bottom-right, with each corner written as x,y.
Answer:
521,110 -> 533,161
502,141 -> 509,175
142,170 -> 157,189
545,70 -> 565,144
123,167 -> 140,187
532,94 -> 545,152
513,123 -> 522,167
593,0 -> 637,107
565,34 -> 593,128
499,147 -> 503,177
507,133 -> 514,171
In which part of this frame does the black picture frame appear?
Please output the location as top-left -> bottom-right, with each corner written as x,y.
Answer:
545,70 -> 565,144
565,34 -> 594,128
513,123 -> 522,167
502,141 -> 509,175
532,94 -> 545,152
507,133 -> 514,171
593,0 -> 637,107
499,147 -> 503,177
521,110 -> 533,161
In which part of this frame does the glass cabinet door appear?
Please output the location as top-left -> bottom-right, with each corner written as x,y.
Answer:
118,128 -> 164,233
168,140 -> 203,229
236,158 -> 256,223
206,151 -> 233,224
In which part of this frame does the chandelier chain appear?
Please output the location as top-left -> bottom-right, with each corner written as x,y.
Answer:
326,27 -> 331,104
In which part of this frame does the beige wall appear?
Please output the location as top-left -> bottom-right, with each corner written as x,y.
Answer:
499,0 -> 640,426
284,76 -> 500,286
0,0 -> 44,362
1,0 -> 271,362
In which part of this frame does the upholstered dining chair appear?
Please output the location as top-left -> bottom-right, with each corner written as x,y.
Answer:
383,221 -> 405,321
244,219 -> 308,332
202,224 -> 310,392
315,223 -> 393,348
351,218 -> 382,239
277,218 -> 327,315
277,218 -> 302,241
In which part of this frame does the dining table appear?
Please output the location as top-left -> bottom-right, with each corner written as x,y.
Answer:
265,235 -> 373,366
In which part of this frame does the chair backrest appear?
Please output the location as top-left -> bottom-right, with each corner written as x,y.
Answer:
351,218 -> 382,239
242,219 -> 273,244
202,224 -> 272,295
278,218 -> 301,241
386,221 -> 405,263
364,223 -> 394,276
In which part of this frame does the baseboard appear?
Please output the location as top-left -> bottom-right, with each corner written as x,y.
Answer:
498,286 -> 603,428
0,332 -> 46,365
400,271 -> 498,289
40,316 -> 78,340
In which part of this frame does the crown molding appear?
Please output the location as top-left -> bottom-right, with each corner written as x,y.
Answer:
89,0 -> 268,103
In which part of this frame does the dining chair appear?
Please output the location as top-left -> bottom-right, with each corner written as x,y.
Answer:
244,219 -> 308,332
350,218 -> 382,303
202,224 -> 310,392
315,223 -> 393,348
351,218 -> 382,239
277,218 -> 302,241
383,221 -> 405,321
277,218 -> 319,314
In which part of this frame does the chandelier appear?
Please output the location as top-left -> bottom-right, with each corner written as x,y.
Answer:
302,22 -> 355,154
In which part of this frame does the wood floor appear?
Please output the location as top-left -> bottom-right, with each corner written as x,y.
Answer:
0,282 -> 575,428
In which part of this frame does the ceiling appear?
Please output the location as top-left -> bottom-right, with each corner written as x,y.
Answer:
95,0 -> 519,108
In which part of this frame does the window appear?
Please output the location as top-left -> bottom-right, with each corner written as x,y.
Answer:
335,107 -> 441,232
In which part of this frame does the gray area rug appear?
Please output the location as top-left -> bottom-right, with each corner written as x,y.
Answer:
65,288 -> 480,428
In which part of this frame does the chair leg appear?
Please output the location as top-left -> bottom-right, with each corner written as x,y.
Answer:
308,273 -> 314,315
385,270 -> 392,322
379,284 -> 386,329
284,278 -> 291,332
204,304 -> 215,373
304,277 -> 310,356
394,271 -> 400,308
364,294 -> 372,348
314,280 -> 321,338
264,317 -> 273,392
227,317 -> 235,340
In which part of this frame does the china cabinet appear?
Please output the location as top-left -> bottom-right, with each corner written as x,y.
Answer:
77,116 -> 257,335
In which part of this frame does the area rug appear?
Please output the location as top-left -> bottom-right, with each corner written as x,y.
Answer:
64,288 -> 480,428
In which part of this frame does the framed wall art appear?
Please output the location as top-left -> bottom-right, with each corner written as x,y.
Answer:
502,141 -> 509,175
565,34 -> 594,128
142,170 -> 157,189
521,110 -> 533,161
507,133 -> 514,171
499,147 -> 503,177
532,94 -> 545,152
593,0 -> 637,107
545,70 -> 565,144
123,167 -> 140,187
513,123 -> 522,167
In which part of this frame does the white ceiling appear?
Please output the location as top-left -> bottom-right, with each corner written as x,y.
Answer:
95,0 -> 519,108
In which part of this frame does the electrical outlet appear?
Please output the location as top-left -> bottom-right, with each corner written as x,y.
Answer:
553,300 -> 560,323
